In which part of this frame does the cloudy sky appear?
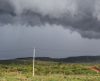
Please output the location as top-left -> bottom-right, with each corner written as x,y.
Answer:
0,0 -> 100,59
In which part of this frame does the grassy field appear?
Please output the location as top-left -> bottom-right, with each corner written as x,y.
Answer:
0,59 -> 100,81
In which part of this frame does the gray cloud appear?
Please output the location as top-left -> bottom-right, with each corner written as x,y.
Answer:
0,0 -> 100,39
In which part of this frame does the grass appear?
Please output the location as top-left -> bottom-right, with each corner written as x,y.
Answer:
1,74 -> 100,81
0,59 -> 100,81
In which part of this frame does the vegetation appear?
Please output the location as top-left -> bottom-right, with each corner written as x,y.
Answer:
0,59 -> 100,81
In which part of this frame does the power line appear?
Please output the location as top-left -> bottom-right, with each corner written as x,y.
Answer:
0,48 -> 33,52
37,48 -> 100,53
0,47 -> 100,54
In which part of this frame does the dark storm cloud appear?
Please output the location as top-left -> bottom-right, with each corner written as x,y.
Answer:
0,0 -> 100,39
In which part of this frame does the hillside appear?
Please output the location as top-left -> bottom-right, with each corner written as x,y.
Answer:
14,55 -> 100,63
0,56 -> 100,81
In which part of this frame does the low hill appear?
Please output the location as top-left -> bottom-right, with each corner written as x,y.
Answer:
14,56 -> 100,63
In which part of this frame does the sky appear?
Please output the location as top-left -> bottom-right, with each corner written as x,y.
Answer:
0,0 -> 100,59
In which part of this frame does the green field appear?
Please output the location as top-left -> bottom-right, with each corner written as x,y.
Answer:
0,59 -> 100,81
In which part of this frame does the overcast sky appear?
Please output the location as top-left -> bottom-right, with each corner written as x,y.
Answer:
0,0 -> 100,59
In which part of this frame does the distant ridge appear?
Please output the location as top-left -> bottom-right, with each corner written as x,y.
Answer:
15,56 -> 100,63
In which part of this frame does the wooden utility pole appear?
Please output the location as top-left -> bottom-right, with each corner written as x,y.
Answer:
33,48 -> 35,77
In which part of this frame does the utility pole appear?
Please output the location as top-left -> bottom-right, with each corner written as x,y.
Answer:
33,48 -> 35,77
